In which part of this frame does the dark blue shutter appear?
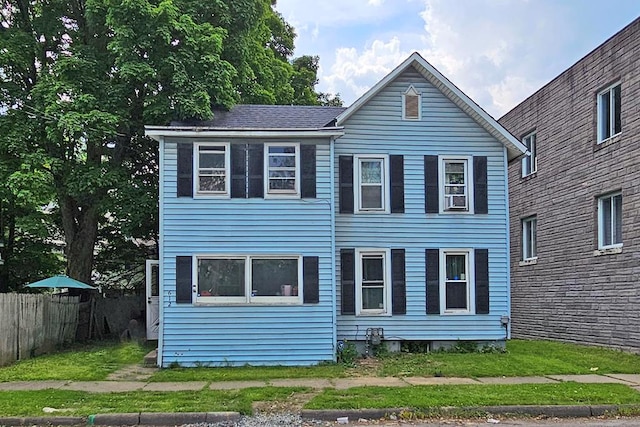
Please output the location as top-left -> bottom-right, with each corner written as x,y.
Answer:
340,249 -> 355,314
176,256 -> 192,304
339,156 -> 354,213
177,143 -> 193,197
391,249 -> 406,315
475,249 -> 489,314
474,156 -> 488,214
424,155 -> 439,213
301,145 -> 316,198
248,143 -> 264,198
390,155 -> 404,213
426,249 -> 440,314
231,144 -> 246,198
303,256 -> 319,303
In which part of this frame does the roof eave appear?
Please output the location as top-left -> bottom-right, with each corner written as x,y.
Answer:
145,126 -> 345,141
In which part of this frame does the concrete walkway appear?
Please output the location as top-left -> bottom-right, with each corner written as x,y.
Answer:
0,373 -> 639,392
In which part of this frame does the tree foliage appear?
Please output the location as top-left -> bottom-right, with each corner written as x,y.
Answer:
0,0 -> 340,291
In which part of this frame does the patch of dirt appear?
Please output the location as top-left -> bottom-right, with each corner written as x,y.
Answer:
106,364 -> 158,381
252,390 -> 321,414
344,357 -> 383,377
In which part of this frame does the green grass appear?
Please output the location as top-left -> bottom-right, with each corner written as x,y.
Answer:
149,364 -> 346,382
0,341 -> 153,382
0,387 -> 305,416
304,383 -> 640,410
378,340 -> 640,378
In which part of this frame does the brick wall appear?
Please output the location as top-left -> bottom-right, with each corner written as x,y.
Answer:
499,17 -> 640,352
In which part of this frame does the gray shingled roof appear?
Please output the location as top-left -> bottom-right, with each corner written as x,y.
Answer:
171,105 -> 347,129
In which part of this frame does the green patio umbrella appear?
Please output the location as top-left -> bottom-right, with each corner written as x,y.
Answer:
25,275 -> 97,290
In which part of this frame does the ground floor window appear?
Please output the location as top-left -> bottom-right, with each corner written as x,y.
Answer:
440,250 -> 472,313
598,192 -> 622,249
196,255 -> 301,304
356,249 -> 391,315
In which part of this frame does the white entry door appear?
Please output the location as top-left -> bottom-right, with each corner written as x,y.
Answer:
145,260 -> 160,340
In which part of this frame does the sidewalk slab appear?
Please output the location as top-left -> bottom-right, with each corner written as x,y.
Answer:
476,376 -> 557,384
62,381 -> 145,392
0,380 -> 67,390
268,378 -> 332,389
403,377 -> 479,385
209,380 -> 268,390
548,374 -> 632,384
605,374 -> 640,385
142,381 -> 206,391
332,377 -> 406,389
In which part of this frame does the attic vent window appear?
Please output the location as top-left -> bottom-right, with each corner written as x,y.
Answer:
403,86 -> 421,120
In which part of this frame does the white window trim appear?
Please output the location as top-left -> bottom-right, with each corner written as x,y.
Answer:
439,249 -> 475,315
194,142 -> 230,198
438,156 -> 474,214
264,142 -> 301,198
402,85 -> 421,120
597,192 -> 623,250
354,154 -> 390,214
521,131 -> 537,177
597,82 -> 621,144
355,248 -> 392,316
193,254 -> 303,305
522,216 -> 537,261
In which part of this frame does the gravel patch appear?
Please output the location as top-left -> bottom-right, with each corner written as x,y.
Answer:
184,413 -> 329,427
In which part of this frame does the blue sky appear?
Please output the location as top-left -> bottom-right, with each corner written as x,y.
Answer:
275,0 -> 640,117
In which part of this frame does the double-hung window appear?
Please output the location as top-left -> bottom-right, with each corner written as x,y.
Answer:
440,250 -> 472,313
441,157 -> 470,212
356,249 -> 391,315
597,83 -> 621,143
522,216 -> 537,260
265,143 -> 300,197
195,143 -> 230,196
354,155 -> 389,213
598,192 -> 622,249
521,132 -> 537,177
196,255 -> 301,304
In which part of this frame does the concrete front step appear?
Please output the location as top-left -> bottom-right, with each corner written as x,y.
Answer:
143,349 -> 157,367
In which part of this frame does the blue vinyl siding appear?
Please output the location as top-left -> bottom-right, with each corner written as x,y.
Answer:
161,139 -> 335,366
335,68 -> 510,341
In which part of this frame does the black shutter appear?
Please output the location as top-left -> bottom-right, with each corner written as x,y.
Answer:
340,249 -> 355,314
474,156 -> 488,214
339,156 -> 354,213
303,256 -> 319,304
426,249 -> 440,314
231,144 -> 246,198
424,155 -> 439,213
177,143 -> 193,197
391,249 -> 406,315
301,145 -> 316,198
390,155 -> 405,213
475,249 -> 490,314
176,256 -> 192,304
248,143 -> 264,198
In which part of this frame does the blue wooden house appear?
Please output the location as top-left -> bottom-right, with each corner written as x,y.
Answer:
145,52 -> 526,367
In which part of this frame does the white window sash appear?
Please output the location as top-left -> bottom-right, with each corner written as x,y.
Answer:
355,249 -> 391,316
439,249 -> 474,314
264,143 -> 300,197
194,142 -> 230,196
354,155 -> 390,214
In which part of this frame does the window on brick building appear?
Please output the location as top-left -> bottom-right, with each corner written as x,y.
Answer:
598,192 -> 622,249
597,83 -> 621,143
521,216 -> 537,260
521,131 -> 537,177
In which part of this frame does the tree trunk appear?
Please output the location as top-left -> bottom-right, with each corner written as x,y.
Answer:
59,195 -> 99,285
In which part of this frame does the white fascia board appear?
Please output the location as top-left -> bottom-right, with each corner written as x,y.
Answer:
145,127 -> 344,141
336,52 -> 527,161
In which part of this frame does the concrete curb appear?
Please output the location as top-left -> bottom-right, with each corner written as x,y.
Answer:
0,411 -> 241,426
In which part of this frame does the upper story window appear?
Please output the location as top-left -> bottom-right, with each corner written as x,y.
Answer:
597,83 -> 621,143
195,143 -> 230,196
197,255 -> 301,304
522,216 -> 537,260
521,132 -> 537,177
598,192 -> 622,249
440,157 -> 471,212
354,155 -> 389,213
265,143 -> 300,197
356,249 -> 391,316
402,86 -> 421,120
440,250 -> 472,314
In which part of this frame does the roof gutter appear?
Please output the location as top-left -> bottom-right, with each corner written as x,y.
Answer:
145,126 -> 345,141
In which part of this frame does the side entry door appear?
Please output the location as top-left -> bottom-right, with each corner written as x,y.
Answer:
145,260 -> 160,340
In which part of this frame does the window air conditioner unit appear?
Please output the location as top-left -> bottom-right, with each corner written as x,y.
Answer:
445,195 -> 467,210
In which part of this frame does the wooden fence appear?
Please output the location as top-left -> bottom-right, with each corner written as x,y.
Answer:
0,293 -> 80,367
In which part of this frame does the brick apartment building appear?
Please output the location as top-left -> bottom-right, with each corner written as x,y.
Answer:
499,17 -> 640,352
